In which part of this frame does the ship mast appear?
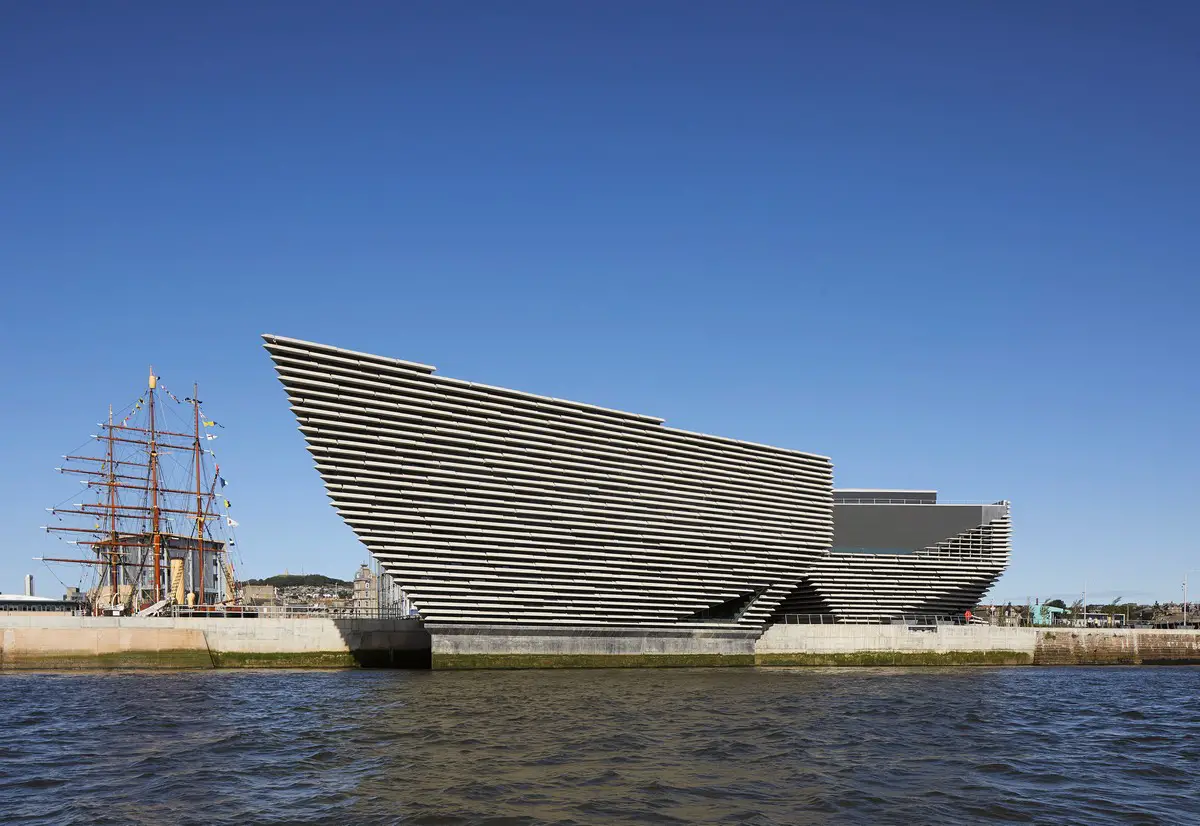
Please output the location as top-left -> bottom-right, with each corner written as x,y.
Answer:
192,383 -> 206,605
106,405 -> 119,608
149,369 -> 162,603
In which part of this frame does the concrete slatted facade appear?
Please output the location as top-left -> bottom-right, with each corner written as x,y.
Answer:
263,335 -> 834,627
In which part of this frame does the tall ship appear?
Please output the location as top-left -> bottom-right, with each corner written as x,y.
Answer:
41,370 -> 242,615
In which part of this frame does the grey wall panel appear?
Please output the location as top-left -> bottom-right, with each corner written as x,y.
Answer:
834,504 -> 989,551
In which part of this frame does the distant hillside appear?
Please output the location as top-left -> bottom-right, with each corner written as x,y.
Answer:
244,574 -> 351,587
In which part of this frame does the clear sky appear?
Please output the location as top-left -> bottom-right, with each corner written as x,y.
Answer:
2,2 -> 1197,605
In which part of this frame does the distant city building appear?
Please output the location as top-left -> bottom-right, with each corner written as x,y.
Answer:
352,564 -> 377,612
352,563 -> 410,614
0,594 -> 79,614
264,335 -> 1010,626
1030,603 -> 1068,627
242,584 -> 279,605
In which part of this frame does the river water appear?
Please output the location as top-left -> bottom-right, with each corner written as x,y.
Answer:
1,667 -> 1197,825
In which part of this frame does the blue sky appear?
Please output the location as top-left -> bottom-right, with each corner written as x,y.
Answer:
2,2 -> 1197,604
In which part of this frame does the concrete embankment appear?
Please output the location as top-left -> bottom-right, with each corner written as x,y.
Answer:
754,624 -> 1200,666
755,623 -> 1035,666
3,618 -> 1198,669
0,615 -> 430,669
428,624 -> 759,669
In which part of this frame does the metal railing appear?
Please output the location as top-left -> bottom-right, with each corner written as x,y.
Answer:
164,604 -> 418,620
834,499 -> 1009,506
776,613 -> 982,626
777,613 -> 1200,629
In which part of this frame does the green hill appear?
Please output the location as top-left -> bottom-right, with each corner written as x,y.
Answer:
244,574 -> 351,587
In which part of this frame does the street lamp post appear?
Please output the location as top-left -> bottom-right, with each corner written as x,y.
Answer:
1185,570 -> 1200,629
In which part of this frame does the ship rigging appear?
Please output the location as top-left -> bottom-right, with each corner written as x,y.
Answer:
40,369 -> 242,615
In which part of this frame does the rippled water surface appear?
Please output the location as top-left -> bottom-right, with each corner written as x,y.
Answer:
2,667 -> 1198,825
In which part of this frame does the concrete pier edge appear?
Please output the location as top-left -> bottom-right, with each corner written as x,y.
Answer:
2,618 -> 1198,669
754,651 -> 1034,666
424,622 -> 762,670
0,616 -> 431,670
433,653 -> 756,669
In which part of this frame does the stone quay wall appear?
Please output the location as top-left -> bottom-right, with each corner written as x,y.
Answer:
1032,629 -> 1200,665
